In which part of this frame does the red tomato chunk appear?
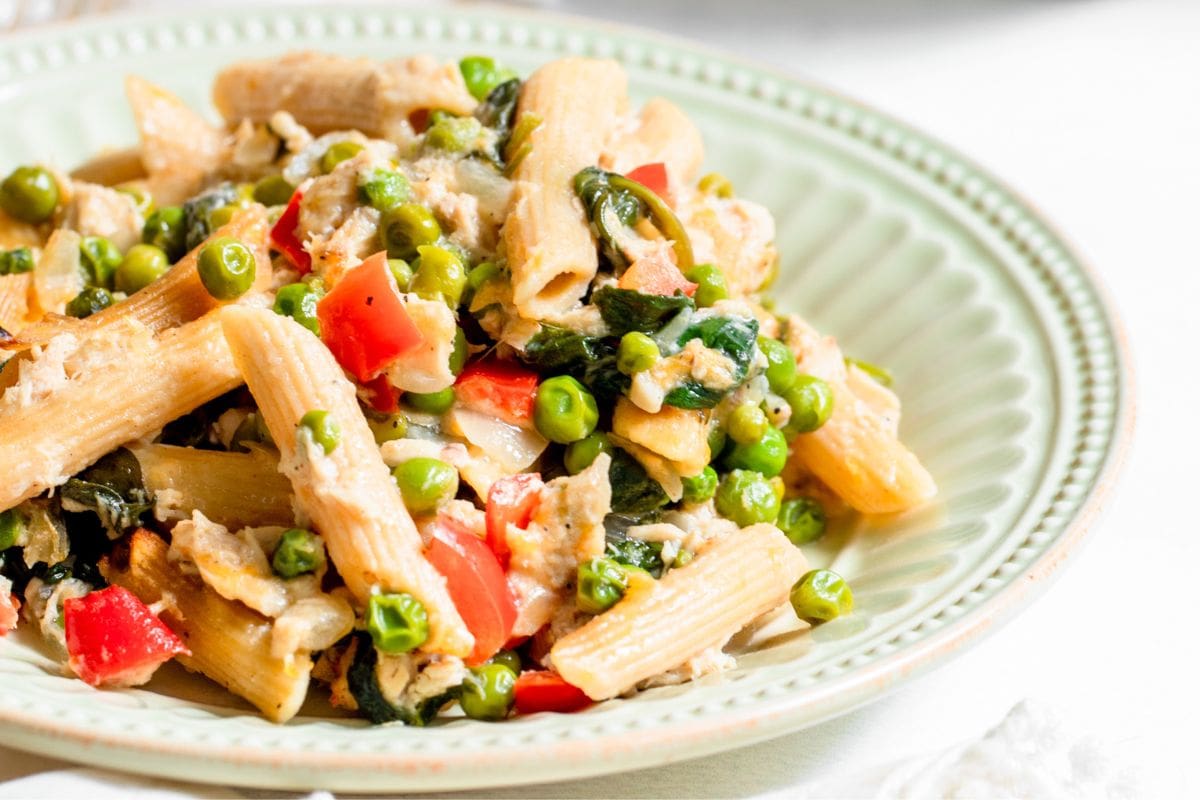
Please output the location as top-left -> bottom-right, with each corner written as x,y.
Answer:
513,670 -> 592,714
64,585 -> 188,688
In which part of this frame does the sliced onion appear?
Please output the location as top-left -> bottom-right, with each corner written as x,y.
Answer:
448,407 -> 547,472
33,229 -> 84,314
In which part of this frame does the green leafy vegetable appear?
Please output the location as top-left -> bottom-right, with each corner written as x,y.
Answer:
58,448 -> 152,539
593,287 -> 695,336
607,448 -> 669,515
574,167 -> 693,272
0,247 -> 35,275
605,535 -> 664,578
663,315 -> 760,409
345,632 -> 458,726
473,78 -> 521,167
181,183 -> 241,250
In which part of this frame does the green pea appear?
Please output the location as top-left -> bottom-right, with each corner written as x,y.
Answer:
115,183 -> 155,216
392,457 -> 458,514
707,423 -> 727,459
778,497 -> 827,547
715,469 -> 781,527
698,172 -> 734,199
0,247 -> 34,276
534,375 -> 599,444
790,569 -> 853,624
0,508 -> 24,550
271,528 -> 326,578
410,245 -> 468,307
79,236 -> 123,289
358,167 -> 410,211
681,465 -> 718,504
380,203 -> 441,260
459,55 -> 518,101
563,431 -> 613,475
467,261 -> 501,291
759,337 -> 797,394
727,402 -> 768,445
425,113 -> 485,153
141,206 -> 186,262
845,356 -> 894,387
0,166 -> 59,223
65,287 -> 114,319
320,141 -> 364,174
299,409 -> 340,455
252,174 -> 295,207
210,204 -> 244,230
406,387 -> 456,415
460,663 -> 517,721
724,425 -> 788,477
577,556 -> 629,615
384,258 -> 412,292
488,649 -> 522,675
617,331 -> 660,375
272,282 -> 321,335
114,244 -> 169,294
449,327 -> 468,375
197,236 -> 256,300
783,376 -> 834,435
368,413 -> 408,444
366,592 -> 429,654
673,548 -> 694,568
770,476 -> 786,504
685,263 -> 729,308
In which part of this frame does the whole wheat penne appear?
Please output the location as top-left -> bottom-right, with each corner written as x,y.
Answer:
0,209 -> 42,250
131,444 -> 295,529
600,98 -> 705,186
212,52 -> 475,139
0,313 -> 243,512
0,274 -> 32,333
503,58 -> 628,318
785,316 -> 936,514
101,530 -> 311,722
13,205 -> 271,351
68,146 -> 147,186
218,305 -> 473,657
550,524 -> 807,700
126,76 -> 227,205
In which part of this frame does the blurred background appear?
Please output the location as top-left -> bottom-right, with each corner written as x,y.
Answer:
0,0 -> 1196,796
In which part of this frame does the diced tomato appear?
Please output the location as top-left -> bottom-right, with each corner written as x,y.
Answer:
317,252 -> 424,382
617,252 -> 697,297
270,190 -> 312,275
626,162 -> 670,200
513,671 -> 592,714
64,585 -> 189,688
362,373 -> 400,413
425,516 -> 518,666
485,473 -> 543,566
454,357 -> 540,427
408,108 -> 431,133
0,593 -> 19,636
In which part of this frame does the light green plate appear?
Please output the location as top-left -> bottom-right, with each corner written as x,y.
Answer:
0,4 -> 1132,792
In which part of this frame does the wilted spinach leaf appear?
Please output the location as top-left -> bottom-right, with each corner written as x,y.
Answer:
346,632 -> 457,726
608,448 -> 669,515
59,448 -> 152,539
663,315 -> 760,409
592,287 -> 695,336
182,182 -> 241,250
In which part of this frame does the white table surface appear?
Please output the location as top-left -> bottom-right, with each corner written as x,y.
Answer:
1,0 -> 1197,796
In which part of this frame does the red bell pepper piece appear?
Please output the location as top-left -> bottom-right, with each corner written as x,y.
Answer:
513,670 -> 592,714
362,373 -> 400,414
64,585 -> 189,688
485,473 -> 543,566
425,516 -> 518,666
270,190 -> 312,275
317,252 -> 424,382
626,162 -> 670,200
0,592 -> 19,636
617,252 -> 697,297
454,357 -> 540,427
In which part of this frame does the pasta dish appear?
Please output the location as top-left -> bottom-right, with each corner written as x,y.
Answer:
0,53 -> 935,724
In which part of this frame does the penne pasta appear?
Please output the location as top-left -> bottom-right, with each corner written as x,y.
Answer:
785,316 -> 936,514
600,98 -> 705,187
0,274 -> 33,334
68,146 -> 147,187
503,58 -> 629,318
218,305 -> 474,657
550,524 -> 807,700
130,444 -> 295,530
212,52 -> 476,139
126,76 -> 228,205
0,312 -> 243,512
101,529 -> 312,722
